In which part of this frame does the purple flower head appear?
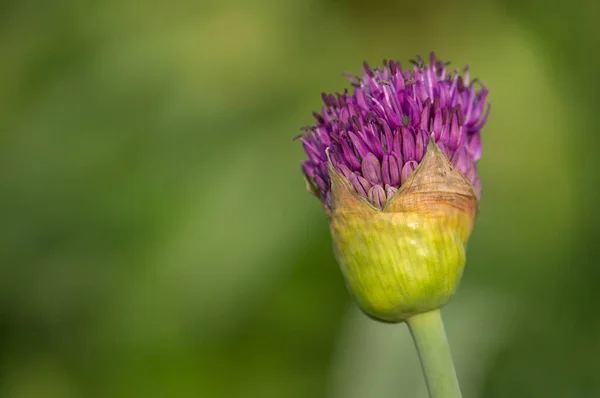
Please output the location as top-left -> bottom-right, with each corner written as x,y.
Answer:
299,53 -> 489,209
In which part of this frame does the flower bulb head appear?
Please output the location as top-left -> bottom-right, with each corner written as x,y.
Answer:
298,54 -> 489,322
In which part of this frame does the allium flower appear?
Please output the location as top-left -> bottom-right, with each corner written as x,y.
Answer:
299,53 -> 489,210
297,53 -> 490,398
297,53 -> 490,323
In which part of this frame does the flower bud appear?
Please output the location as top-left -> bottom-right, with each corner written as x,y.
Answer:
297,54 -> 489,322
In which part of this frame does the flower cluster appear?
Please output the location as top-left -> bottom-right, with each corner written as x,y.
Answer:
299,53 -> 489,209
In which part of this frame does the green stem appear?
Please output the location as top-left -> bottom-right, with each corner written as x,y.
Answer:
406,309 -> 462,398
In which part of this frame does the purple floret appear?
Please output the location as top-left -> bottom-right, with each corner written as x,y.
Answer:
299,53 -> 489,209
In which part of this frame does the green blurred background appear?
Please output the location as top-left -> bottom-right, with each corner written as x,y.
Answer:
0,0 -> 599,397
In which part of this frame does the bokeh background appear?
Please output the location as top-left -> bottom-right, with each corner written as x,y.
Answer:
1,0 -> 599,397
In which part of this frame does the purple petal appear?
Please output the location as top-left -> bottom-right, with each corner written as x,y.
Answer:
388,153 -> 401,186
368,185 -> 386,209
390,60 -> 399,76
432,108 -> 443,140
381,153 -> 401,186
455,103 -> 465,126
384,184 -> 398,198
314,174 -> 328,195
466,132 -> 482,161
312,111 -> 324,123
437,142 -> 451,159
392,129 -> 402,156
405,96 -> 420,128
400,160 -> 418,184
348,131 -> 371,158
438,81 -> 448,107
469,103 -> 491,131
415,129 -> 429,162
451,147 -> 471,175
438,108 -> 450,145
355,88 -> 369,110
470,91 -> 489,125
362,125 -> 385,158
402,127 -> 416,161
322,106 -> 333,124
334,161 -> 353,179
361,153 -> 382,185
382,84 -> 401,115
301,160 -> 316,179
302,139 -> 325,163
316,126 -> 331,146
447,109 -> 463,150
381,119 -> 394,150
419,99 -> 431,130
349,173 -> 371,197
381,154 -> 391,185
414,80 -> 429,103
328,145 -> 343,164
339,107 -> 351,123
340,139 -> 361,170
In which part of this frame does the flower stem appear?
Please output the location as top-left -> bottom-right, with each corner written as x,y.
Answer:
406,309 -> 462,398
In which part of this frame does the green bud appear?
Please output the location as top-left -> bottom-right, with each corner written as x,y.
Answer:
328,140 -> 478,323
